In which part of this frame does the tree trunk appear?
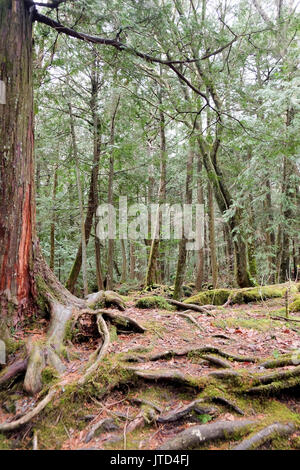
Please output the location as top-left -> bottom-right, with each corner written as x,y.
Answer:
195,155 -> 204,291
69,102 -> 89,297
208,181 -> 218,288
145,90 -> 167,287
65,63 -> 101,292
173,146 -> 194,299
106,95 -> 120,290
49,164 -> 58,271
0,0 -> 35,333
120,239 -> 127,283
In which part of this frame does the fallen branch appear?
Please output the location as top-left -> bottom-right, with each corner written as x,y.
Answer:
84,418 -> 119,443
232,422 -> 296,450
157,419 -> 257,450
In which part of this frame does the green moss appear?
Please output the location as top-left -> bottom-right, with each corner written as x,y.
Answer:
135,296 -> 174,311
41,367 -> 59,385
212,317 -> 276,332
0,433 -> 11,450
289,294 -> 300,312
185,289 -> 230,306
185,283 -> 297,306
108,324 -> 118,342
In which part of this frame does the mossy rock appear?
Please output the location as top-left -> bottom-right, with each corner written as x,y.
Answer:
231,286 -> 285,304
289,295 -> 300,312
185,289 -> 231,306
185,284 -> 297,306
135,296 -> 174,311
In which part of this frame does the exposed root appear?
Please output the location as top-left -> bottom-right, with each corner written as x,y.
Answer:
256,365 -> 300,385
0,357 -> 28,387
23,301 -> 73,395
84,418 -> 119,443
128,398 -> 162,413
78,313 -> 110,385
260,356 -> 298,369
101,311 -> 146,334
166,299 -> 215,315
128,368 -> 203,389
207,396 -> 244,415
0,388 -> 57,432
201,355 -> 232,369
176,311 -> 204,332
123,346 -> 257,364
157,419 -> 257,450
157,399 -> 219,423
232,422 -> 296,450
85,290 -> 125,310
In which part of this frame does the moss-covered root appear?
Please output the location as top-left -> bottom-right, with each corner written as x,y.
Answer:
78,314 -> 110,385
157,419 -> 257,450
24,302 -> 73,395
232,422 -> 296,450
85,290 -> 126,310
247,365 -> 300,394
0,357 -> 28,388
157,399 -> 219,424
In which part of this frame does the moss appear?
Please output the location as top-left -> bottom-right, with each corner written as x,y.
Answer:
289,294 -> 300,312
135,295 -> 174,310
185,289 -> 231,306
41,367 -> 59,385
108,324 -> 118,342
185,283 -> 298,306
212,317 -> 277,332
0,433 -> 11,450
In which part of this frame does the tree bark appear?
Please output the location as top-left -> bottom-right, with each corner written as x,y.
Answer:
49,164 -> 58,271
173,146 -> 194,299
68,102 -> 88,297
65,60 -> 101,292
0,0 -> 35,331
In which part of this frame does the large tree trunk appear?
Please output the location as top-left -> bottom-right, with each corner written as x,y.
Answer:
0,0 -> 35,334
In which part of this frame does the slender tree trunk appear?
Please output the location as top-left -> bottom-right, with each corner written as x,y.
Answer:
279,108 -> 294,282
49,164 -> 58,271
173,146 -> 194,299
120,239 -> 127,283
145,90 -> 167,287
129,242 -> 136,280
68,103 -> 88,297
208,181 -> 218,288
195,155 -> 204,291
106,95 -> 120,290
65,63 -> 101,292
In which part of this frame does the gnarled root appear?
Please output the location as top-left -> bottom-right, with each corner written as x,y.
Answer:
85,290 -> 125,311
23,302 -> 74,395
232,422 -> 296,450
123,346 -> 257,364
0,358 -> 28,388
0,388 -> 57,432
157,419 -> 257,450
157,399 -> 219,423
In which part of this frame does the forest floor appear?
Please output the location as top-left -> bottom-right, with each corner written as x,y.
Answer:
1,290 -> 300,450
